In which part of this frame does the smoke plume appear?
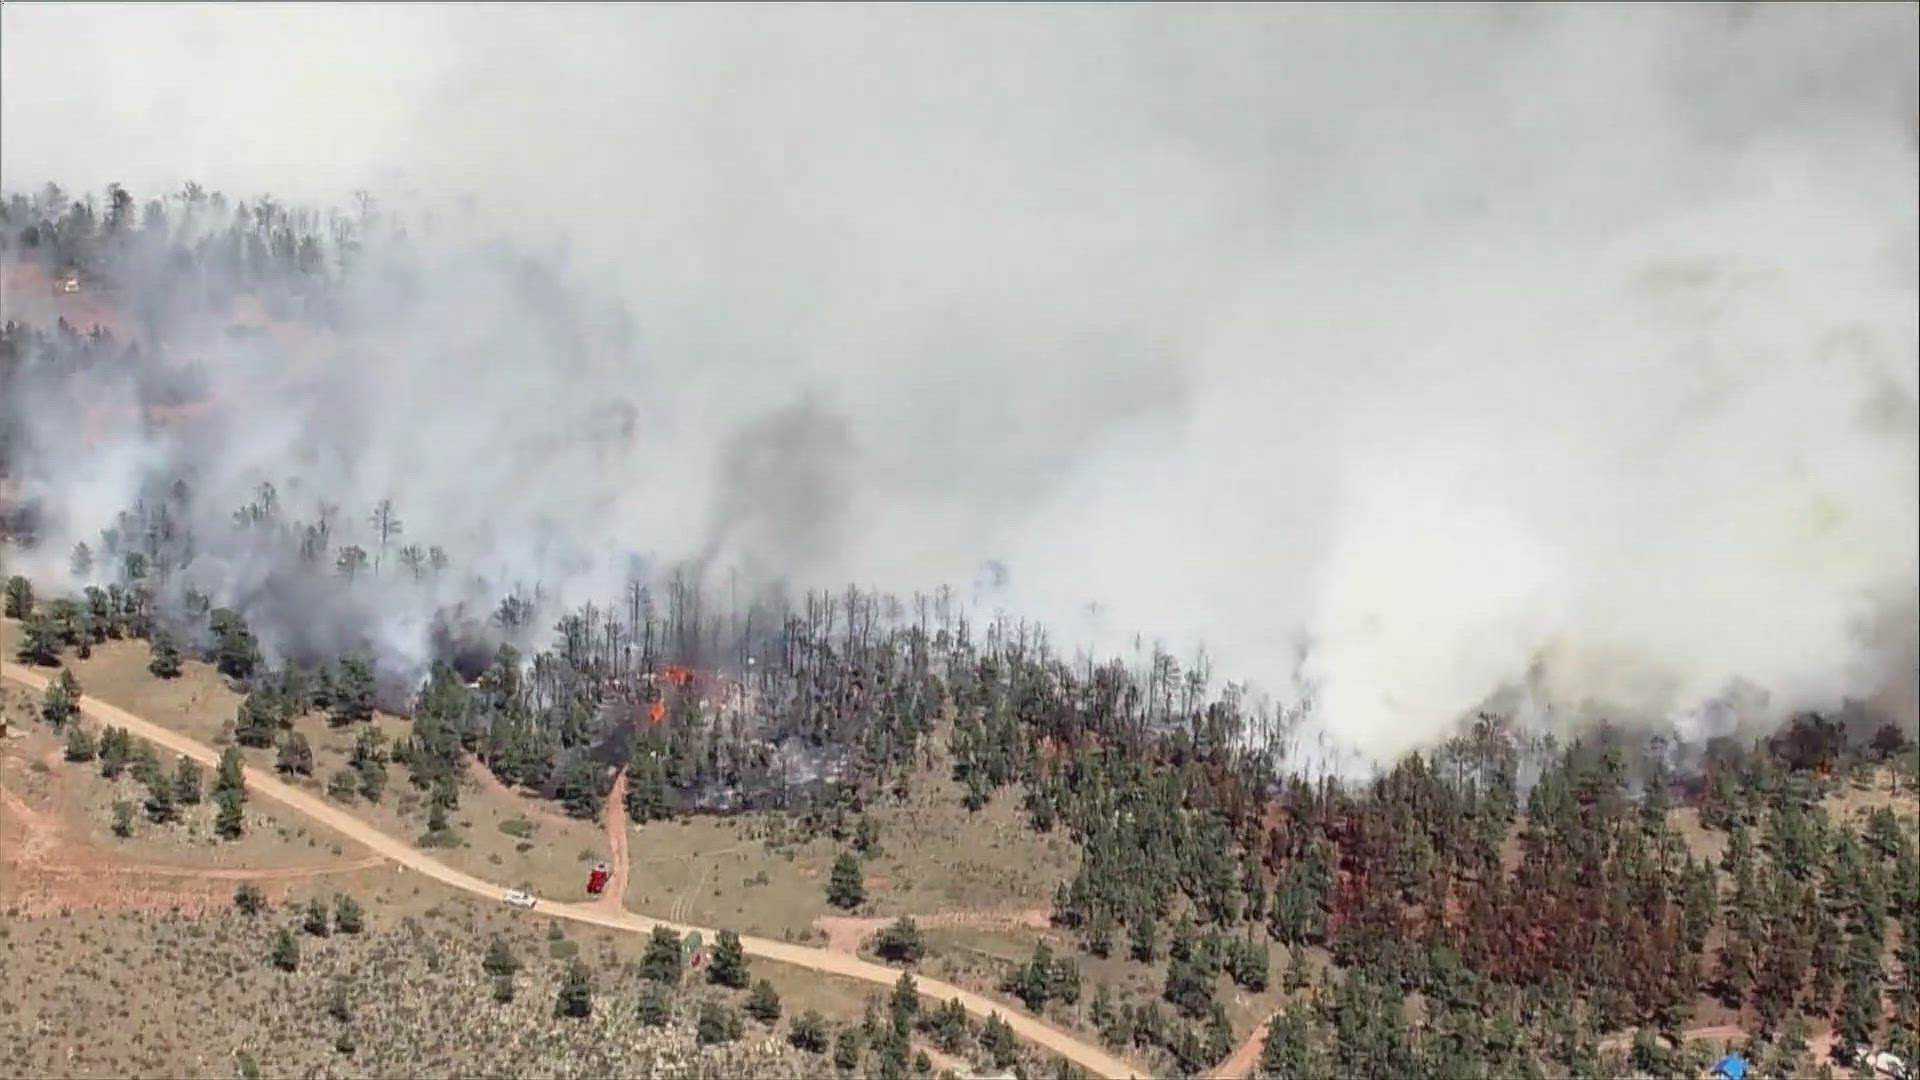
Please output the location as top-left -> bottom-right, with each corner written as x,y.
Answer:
2,3 -> 1915,770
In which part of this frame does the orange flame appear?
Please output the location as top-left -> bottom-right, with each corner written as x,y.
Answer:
650,700 -> 666,725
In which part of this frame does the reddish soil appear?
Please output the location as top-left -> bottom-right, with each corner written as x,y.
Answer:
1,749 -> 380,916
813,905 -> 1053,955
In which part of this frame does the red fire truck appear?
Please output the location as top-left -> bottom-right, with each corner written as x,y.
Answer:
586,861 -> 611,895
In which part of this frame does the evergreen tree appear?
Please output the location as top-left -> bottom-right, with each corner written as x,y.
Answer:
214,787 -> 245,839
328,654 -> 375,726
64,724 -> 97,762
696,1000 -> 743,1045
827,850 -> 866,909
637,982 -> 673,1027
555,959 -> 593,1018
873,916 -> 926,964
147,629 -> 182,678
271,928 -> 300,972
788,1009 -> 829,1053
746,978 -> 783,1024
3,574 -> 32,618
333,893 -> 363,934
1251,1006 -> 1313,1068
40,675 -> 77,729
303,897 -> 332,937
234,882 -> 265,914
276,732 -> 314,776
214,746 -> 245,799
640,926 -> 684,984
708,928 -> 749,989
482,936 -> 521,977
172,756 -> 202,804
143,775 -> 177,823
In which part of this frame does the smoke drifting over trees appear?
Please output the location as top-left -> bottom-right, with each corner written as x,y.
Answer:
2,4 -> 1915,769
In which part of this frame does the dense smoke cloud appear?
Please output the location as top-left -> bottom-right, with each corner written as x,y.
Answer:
3,3 -> 1915,770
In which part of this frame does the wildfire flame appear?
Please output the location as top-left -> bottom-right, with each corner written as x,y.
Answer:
650,700 -> 666,725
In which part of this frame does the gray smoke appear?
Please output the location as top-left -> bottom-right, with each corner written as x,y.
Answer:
2,3 -> 1915,770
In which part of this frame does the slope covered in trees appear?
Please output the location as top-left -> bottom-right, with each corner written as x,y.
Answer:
5,182 -> 1918,1078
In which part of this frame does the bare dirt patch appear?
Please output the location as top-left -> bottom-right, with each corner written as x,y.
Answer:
814,905 -> 1053,955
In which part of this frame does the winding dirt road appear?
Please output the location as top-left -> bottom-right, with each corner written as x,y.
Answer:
1,660 -> 1139,1080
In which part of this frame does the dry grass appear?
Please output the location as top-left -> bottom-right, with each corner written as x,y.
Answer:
0,878 -> 842,1079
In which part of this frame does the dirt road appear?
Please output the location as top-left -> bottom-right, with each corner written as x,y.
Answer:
2,661 -> 1139,1080
599,768 -> 629,910
1209,1013 -> 1271,1079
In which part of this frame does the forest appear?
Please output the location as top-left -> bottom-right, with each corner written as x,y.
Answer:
4,183 -> 1919,1079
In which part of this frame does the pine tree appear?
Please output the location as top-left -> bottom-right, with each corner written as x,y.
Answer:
640,926 -> 683,984
334,893 -> 364,934
873,916 -> 926,964
746,979 -> 782,1024
40,677 -> 77,730
148,630 -> 182,678
788,1009 -> 829,1052
3,574 -> 32,618
172,756 -> 202,805
708,929 -> 749,989
303,897 -> 332,937
827,851 -> 866,909
696,1001 -> 742,1045
636,982 -> 673,1026
65,724 -> 97,762
143,776 -> 177,823
214,787 -> 245,839
482,935 -> 520,977
555,959 -> 593,1018
214,746 -> 245,799
271,928 -> 300,972
276,732 -> 314,776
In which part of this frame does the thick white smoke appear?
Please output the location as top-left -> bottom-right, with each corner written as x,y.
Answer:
3,3 -> 1915,768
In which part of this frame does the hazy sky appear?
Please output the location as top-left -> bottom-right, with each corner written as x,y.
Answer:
4,3 -> 1916,766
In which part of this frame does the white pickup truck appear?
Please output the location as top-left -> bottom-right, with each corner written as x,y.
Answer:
503,889 -> 537,910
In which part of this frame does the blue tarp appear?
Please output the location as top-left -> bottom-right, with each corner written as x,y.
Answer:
1712,1054 -> 1749,1080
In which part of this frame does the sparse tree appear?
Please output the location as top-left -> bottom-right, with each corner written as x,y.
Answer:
335,544 -> 369,582
144,775 -> 178,823
555,959 -> 594,1018
213,746 -> 245,796
40,673 -> 78,729
303,897 -> 332,937
214,787 -> 245,839
368,500 -> 402,575
708,928 -> 749,989
3,574 -> 32,618
637,982 -> 674,1027
789,1009 -> 829,1052
747,978 -> 783,1024
641,926 -> 684,985
65,724 -> 97,762
276,732 -> 314,776
873,916 -> 926,964
173,755 -> 202,804
334,893 -> 363,934
271,927 -> 300,971
111,799 -> 134,837
482,935 -> 521,977
234,882 -> 266,914
827,850 -> 866,910
698,1000 -> 743,1045
148,628 -> 182,678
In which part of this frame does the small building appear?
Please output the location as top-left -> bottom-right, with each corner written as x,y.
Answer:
1711,1054 -> 1749,1080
